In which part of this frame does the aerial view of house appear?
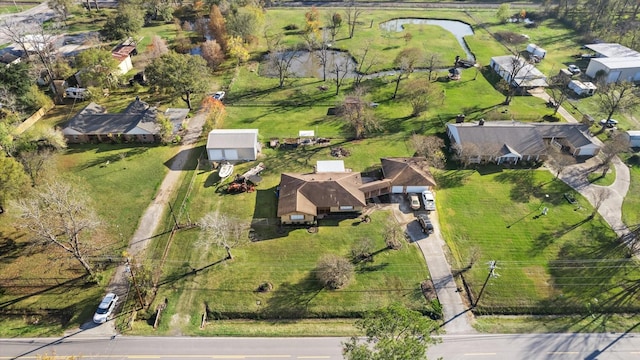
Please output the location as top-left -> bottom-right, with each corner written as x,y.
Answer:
1,1 -> 640,358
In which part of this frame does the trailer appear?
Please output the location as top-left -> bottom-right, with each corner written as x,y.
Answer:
526,43 -> 547,59
568,80 -> 597,97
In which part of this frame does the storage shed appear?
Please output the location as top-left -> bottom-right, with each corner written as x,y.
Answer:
206,129 -> 260,162
568,80 -> 597,96
628,131 -> 640,148
526,43 -> 546,59
583,43 -> 640,83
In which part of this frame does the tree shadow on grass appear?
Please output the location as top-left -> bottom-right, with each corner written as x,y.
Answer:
432,169 -> 474,189
494,169 -> 537,203
79,147 -> 150,170
260,272 -> 325,319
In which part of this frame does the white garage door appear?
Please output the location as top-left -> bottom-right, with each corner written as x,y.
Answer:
224,149 -> 239,160
405,186 -> 428,194
208,149 -> 223,160
391,186 -> 404,193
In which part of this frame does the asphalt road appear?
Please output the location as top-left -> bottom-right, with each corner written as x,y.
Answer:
4,333 -> 640,359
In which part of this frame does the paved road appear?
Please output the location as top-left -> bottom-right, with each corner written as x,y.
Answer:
0,2 -> 55,45
4,333 -> 640,359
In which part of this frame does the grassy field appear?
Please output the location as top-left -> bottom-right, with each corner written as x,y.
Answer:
622,153 -> 640,227
587,165 -> 616,186
437,168 -> 640,314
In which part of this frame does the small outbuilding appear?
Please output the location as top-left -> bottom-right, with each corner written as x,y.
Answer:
206,129 -> 260,162
568,80 -> 597,96
526,43 -> 546,59
627,131 -> 640,148
490,55 -> 548,89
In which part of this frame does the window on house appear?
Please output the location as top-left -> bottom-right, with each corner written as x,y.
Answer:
339,205 -> 354,210
290,214 -> 304,220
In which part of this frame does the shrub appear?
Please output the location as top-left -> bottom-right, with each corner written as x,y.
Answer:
316,254 -> 354,290
284,24 -> 299,31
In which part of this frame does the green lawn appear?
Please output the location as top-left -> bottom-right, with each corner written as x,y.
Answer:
622,153 -> 640,227
587,165 -> 616,186
437,168 -> 640,314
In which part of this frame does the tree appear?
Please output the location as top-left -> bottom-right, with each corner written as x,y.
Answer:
497,54 -> 531,105
326,11 -> 342,42
402,77 -> 442,117
351,237 -> 375,263
342,302 -> 440,360
0,155 -> 29,208
146,52 -> 210,109
598,132 -> 629,176
209,5 -> 228,53
227,36 -> 250,65
304,6 -> 321,38
226,5 -> 264,43
0,61 -> 32,100
103,4 -> 144,41
547,74 -> 571,115
384,220 -> 403,250
50,55 -> 74,80
202,97 -> 227,133
201,40 -> 225,70
596,80 -> 640,122
143,0 -> 173,22
269,43 -> 301,88
316,254 -> 354,290
392,47 -> 422,99
411,135 -> 446,169
547,145 -> 576,179
339,90 -> 379,140
199,212 -> 246,260
156,113 -> 174,144
353,41 -> 377,88
314,32 -> 331,82
13,179 -> 102,277
331,52 -> 353,95
75,48 -> 119,89
496,3 -> 511,23
146,35 -> 170,60
344,1 -> 363,39
423,52 -> 442,81
48,0 -> 74,22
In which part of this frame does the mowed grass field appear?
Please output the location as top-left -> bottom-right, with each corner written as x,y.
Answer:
437,168 -> 640,313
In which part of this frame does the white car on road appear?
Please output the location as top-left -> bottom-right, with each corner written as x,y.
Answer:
93,293 -> 119,324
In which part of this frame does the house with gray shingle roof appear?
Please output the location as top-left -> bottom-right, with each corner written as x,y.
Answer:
62,98 -> 187,143
447,121 -> 600,165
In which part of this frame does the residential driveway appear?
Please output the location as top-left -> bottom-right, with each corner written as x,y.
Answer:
388,195 -> 475,334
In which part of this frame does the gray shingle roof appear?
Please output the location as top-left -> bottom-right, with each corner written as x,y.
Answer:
452,122 -> 547,157
64,99 -> 163,135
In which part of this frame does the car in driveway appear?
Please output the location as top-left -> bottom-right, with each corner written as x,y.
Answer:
599,118 -> 618,128
568,64 -> 581,75
416,214 -> 433,234
93,293 -> 119,324
422,190 -> 436,211
408,194 -> 421,210
213,91 -> 225,100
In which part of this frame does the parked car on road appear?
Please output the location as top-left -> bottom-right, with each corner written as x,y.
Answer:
213,91 -> 225,100
93,293 -> 119,324
416,214 -> 433,234
422,190 -> 436,211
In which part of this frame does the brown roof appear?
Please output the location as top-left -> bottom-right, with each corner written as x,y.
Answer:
277,172 -> 366,216
380,157 -> 436,188
112,45 -> 136,62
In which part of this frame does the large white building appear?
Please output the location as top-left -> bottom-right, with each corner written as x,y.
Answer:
584,43 -> 640,83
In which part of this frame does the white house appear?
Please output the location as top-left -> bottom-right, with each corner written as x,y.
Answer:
584,43 -> 640,83
490,55 -> 548,88
206,129 -> 260,162
526,43 -> 546,59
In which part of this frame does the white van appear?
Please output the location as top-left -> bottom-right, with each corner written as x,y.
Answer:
65,87 -> 90,100
422,190 -> 436,211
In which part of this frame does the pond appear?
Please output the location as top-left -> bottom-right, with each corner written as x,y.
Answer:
379,18 -> 475,61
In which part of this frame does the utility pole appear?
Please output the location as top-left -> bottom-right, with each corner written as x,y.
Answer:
127,258 -> 145,309
168,202 -> 179,229
474,260 -> 498,307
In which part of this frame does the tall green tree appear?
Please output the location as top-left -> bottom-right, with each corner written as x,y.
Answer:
75,48 -> 119,89
0,155 -> 29,209
103,4 -> 144,40
226,5 -> 264,42
343,303 -> 440,360
146,52 -> 210,109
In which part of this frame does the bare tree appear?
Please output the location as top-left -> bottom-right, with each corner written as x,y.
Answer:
339,88 -> 379,139
325,11 -> 342,42
316,254 -> 354,289
331,52 -> 353,95
547,74 -> 571,115
201,39 -> 225,70
547,145 -> 576,179
269,46 -> 301,88
353,41 -> 377,88
598,132 -> 630,176
590,187 -> 609,219
384,220 -> 403,250
596,80 -> 640,122
452,142 -> 482,167
392,47 -> 422,99
344,1 -> 363,39
13,179 -> 102,277
402,77 -> 442,116
315,32 -> 331,82
147,35 -> 169,59
199,212 -> 246,260
424,51 -> 443,81
0,18 -> 33,60
411,134 -> 446,169
497,53 -> 532,105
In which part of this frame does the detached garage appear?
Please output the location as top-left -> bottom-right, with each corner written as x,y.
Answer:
206,129 -> 260,162
585,57 -> 640,83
